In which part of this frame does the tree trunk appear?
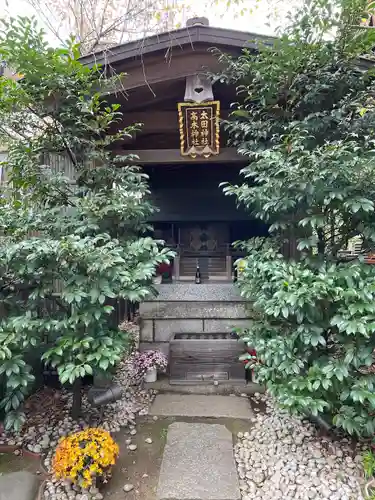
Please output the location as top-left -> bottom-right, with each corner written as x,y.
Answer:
317,227 -> 325,255
71,378 -> 82,420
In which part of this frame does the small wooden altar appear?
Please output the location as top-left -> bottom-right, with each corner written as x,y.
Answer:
154,221 -> 261,281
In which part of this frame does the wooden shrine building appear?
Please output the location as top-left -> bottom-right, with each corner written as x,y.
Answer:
82,17 -> 271,283
83,18 -> 272,374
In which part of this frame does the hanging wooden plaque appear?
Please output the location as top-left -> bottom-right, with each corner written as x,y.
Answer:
177,101 -> 220,158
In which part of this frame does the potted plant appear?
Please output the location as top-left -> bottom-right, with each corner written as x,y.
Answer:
152,273 -> 162,285
154,262 -> 172,284
134,350 -> 168,382
364,450 -> 375,499
52,428 -> 119,489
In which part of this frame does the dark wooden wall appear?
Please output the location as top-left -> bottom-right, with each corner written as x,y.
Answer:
145,163 -> 248,222
150,187 -> 246,222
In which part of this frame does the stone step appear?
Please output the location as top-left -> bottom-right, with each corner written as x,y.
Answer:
139,301 -> 251,319
180,262 -> 226,270
147,283 -> 245,302
141,317 -> 251,342
180,272 -> 226,276
180,268 -> 226,275
157,422 -> 241,500
180,268 -> 226,277
150,393 -> 253,419
180,270 -> 227,276
145,375 -> 263,395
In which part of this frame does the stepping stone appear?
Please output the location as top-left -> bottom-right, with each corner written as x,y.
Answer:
150,394 -> 252,419
157,422 -> 241,500
0,471 -> 39,500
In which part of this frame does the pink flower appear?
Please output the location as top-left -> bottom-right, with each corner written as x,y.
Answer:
133,350 -> 167,376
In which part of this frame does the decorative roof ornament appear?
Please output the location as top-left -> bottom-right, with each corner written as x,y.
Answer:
186,17 -> 209,27
184,74 -> 214,103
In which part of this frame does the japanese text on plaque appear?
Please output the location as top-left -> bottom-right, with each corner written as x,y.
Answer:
178,101 -> 220,158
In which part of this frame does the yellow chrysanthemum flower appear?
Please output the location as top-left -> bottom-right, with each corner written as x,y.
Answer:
52,428 -> 119,487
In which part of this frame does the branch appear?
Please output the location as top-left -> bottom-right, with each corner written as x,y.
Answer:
88,0 -> 111,51
26,0 -> 69,47
46,293 -> 70,313
24,105 -> 80,202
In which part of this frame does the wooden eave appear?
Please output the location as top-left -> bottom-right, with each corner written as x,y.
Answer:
80,25 -> 275,69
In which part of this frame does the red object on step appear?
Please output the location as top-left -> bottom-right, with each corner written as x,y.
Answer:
245,348 -> 257,380
157,262 -> 172,276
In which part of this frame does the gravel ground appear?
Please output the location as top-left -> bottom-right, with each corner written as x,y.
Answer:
0,321 -> 368,500
0,322 -> 158,500
235,393 -> 366,500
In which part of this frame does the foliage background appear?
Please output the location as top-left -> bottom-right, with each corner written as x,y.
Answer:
219,0 -> 375,437
0,17 -> 173,429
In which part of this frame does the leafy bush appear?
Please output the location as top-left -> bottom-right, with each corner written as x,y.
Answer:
237,240 -> 375,435
0,18 -> 173,429
218,0 -> 375,436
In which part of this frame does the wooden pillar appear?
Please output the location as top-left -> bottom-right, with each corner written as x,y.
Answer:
226,254 -> 232,281
174,252 -> 180,282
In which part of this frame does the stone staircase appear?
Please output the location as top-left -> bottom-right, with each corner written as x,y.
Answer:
179,256 -> 227,279
139,283 -> 253,360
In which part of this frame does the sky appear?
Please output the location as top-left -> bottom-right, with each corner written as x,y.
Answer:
0,0 -> 294,46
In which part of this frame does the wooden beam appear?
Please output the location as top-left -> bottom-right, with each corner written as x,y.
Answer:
109,51 -> 223,92
117,110 -> 230,134
120,111 -> 178,133
114,148 -> 244,164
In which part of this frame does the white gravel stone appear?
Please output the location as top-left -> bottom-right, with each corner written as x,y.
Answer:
145,437 -> 153,444
123,484 -> 134,492
128,444 -> 137,451
235,394 -> 365,500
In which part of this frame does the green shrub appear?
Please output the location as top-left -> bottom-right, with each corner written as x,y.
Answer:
219,0 -> 375,436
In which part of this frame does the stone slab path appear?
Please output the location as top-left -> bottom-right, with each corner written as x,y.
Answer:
0,471 -> 39,500
157,422 -> 241,500
150,394 -> 253,419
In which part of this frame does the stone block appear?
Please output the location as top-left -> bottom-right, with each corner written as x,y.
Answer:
203,318 -> 252,333
139,318 -> 153,341
157,422 -> 241,500
154,319 -> 203,341
140,301 -> 250,319
148,283 -> 245,302
0,471 -> 39,500
151,394 -> 253,419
